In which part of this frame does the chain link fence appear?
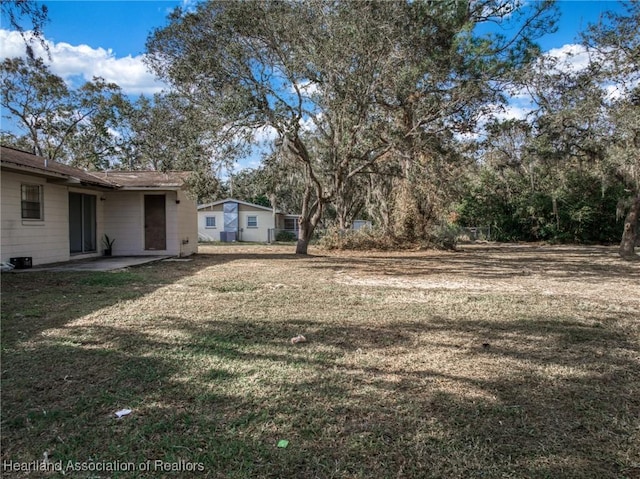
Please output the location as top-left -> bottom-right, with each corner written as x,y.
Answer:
455,226 -> 492,242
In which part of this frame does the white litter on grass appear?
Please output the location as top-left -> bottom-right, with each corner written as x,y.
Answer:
1,262 -> 15,272
115,409 -> 132,418
290,335 -> 306,345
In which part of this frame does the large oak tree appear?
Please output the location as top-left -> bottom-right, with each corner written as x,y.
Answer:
146,0 -> 555,254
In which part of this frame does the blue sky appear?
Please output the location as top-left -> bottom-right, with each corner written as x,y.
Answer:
1,0 -> 628,96
43,1 -> 627,50
0,1 -> 630,169
40,1 -> 184,58
40,1 -> 628,53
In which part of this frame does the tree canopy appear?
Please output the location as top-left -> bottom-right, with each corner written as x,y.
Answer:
145,0 -> 556,253
2,0 -> 637,257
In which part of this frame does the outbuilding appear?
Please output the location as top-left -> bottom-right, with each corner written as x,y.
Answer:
198,198 -> 299,243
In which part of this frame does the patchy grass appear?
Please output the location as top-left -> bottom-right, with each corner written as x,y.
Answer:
1,243 -> 639,478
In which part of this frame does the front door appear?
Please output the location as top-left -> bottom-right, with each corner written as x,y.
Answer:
144,195 -> 166,250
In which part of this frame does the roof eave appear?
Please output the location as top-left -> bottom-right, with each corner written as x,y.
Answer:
1,161 -> 116,189
2,161 -> 71,180
117,186 -> 183,191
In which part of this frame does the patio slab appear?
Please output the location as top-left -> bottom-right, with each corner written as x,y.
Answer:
7,256 -> 172,272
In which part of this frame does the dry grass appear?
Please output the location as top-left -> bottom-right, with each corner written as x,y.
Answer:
1,243 -> 639,478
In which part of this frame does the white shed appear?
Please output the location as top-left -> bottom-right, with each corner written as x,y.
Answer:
198,198 -> 299,243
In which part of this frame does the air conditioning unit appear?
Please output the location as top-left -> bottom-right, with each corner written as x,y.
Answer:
220,231 -> 236,242
10,257 -> 32,269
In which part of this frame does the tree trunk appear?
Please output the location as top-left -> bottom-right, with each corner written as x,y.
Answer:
295,175 -> 325,255
296,215 -> 316,255
296,234 -> 310,255
336,197 -> 349,231
619,194 -> 640,260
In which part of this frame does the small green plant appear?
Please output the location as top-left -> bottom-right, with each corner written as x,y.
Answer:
428,223 -> 459,250
102,234 -> 115,255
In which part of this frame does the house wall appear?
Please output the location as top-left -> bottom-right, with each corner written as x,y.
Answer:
176,189 -> 198,256
197,206 -> 223,242
1,170 -> 104,266
103,189 -> 196,256
197,203 -> 275,242
102,191 -> 143,255
239,208 -> 274,242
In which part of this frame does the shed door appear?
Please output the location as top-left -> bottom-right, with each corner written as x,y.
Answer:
144,195 -> 166,250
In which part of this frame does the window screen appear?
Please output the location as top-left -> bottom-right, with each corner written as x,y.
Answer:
21,184 -> 43,219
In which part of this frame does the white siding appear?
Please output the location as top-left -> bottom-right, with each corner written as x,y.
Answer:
197,202 -> 275,243
177,189 -> 198,256
103,189 -> 196,256
1,171 -> 103,266
238,209 -> 273,242
165,191 -> 179,254
197,206 -> 224,242
102,191 -> 144,255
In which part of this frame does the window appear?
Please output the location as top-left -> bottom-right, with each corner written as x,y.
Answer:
205,216 -> 216,228
21,184 -> 43,219
247,215 -> 258,228
284,218 -> 297,231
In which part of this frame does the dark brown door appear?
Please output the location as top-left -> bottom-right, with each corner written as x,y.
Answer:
144,195 -> 166,250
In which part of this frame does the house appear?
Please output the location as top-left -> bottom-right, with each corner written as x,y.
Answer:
197,198 -> 299,243
1,145 -> 198,267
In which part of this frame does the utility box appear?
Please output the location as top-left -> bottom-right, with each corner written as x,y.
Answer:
10,257 -> 32,269
220,231 -> 236,242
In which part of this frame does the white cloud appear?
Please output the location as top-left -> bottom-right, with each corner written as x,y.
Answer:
0,29 -> 167,95
544,43 -> 591,73
252,125 -> 278,144
489,102 -> 532,122
180,0 -> 199,12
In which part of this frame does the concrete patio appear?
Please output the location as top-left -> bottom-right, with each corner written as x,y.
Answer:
6,256 -> 172,272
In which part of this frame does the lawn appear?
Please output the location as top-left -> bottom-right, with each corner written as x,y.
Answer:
1,243 -> 639,478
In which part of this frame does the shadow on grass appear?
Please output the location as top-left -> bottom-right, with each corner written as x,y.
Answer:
1,247 -> 639,478
308,244 -> 640,283
167,314 -> 639,478
0,252 -> 251,349
8,313 -> 631,478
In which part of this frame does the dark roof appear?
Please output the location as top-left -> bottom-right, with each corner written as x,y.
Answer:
1,146 -> 190,189
198,198 -> 274,212
0,145 -> 114,187
197,198 -> 298,215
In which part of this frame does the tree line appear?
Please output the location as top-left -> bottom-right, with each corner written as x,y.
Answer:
2,0 -> 638,257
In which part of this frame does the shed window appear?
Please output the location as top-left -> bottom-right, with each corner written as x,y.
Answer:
21,184 -> 43,219
247,216 -> 258,228
206,216 -> 216,228
284,218 -> 297,231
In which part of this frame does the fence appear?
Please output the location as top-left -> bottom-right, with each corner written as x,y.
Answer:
455,226 -> 492,242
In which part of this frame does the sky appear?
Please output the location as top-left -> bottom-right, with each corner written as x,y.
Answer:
0,0 -> 631,169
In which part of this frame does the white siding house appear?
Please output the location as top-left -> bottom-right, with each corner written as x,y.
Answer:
198,198 -> 299,243
1,146 -> 198,267
1,170 -> 108,265
94,172 -> 198,257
